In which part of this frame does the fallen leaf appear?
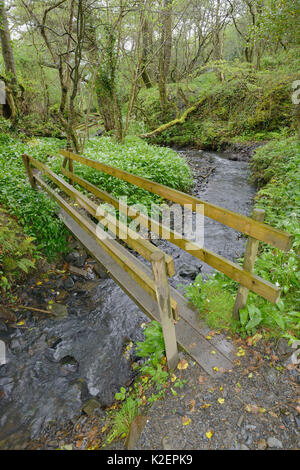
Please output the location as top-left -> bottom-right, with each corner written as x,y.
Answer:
171,373 -> 177,382
205,430 -> 214,439
200,403 -> 212,409
177,359 -> 189,370
101,423 -> 109,433
246,333 -> 262,346
217,398 -> 225,404
198,375 -> 206,384
211,350 -> 216,355
245,404 -> 266,414
213,366 -> 219,372
189,399 -> 196,412
182,416 -> 191,426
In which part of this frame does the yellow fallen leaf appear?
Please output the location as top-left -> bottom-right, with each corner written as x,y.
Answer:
182,416 -> 191,426
17,320 -> 25,326
200,403 -> 212,409
205,430 -> 214,439
36,281 -> 42,286
220,386 -> 223,391
218,398 -> 225,404
206,335 -> 212,340
101,423 -> 109,433
189,399 -> 196,412
177,359 -> 189,370
171,374 -> 177,382
213,367 -> 219,372
211,350 -> 216,355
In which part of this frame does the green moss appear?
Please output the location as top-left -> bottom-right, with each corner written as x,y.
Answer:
137,58 -> 298,148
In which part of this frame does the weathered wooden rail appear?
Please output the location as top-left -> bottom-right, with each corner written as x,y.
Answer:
21,150 -> 293,372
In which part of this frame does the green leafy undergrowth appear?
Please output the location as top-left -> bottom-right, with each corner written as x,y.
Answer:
0,133 -> 192,257
0,133 -> 68,258
137,60 -> 297,148
0,207 -> 40,294
51,135 -> 193,211
103,321 -> 187,446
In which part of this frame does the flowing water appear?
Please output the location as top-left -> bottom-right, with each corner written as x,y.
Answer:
0,149 -> 256,448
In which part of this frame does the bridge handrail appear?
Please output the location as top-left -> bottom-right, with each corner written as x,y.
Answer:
59,149 -> 292,252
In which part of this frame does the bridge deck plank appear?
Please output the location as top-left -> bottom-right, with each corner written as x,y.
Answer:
60,209 -> 235,376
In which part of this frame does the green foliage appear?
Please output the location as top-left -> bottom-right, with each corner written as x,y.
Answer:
0,134 -> 68,258
105,396 -> 139,445
0,132 -> 192,257
0,208 -> 39,292
51,135 -> 193,211
136,320 -> 165,361
182,273 -> 236,330
249,0 -> 300,47
104,321 -> 170,446
137,58 -> 298,148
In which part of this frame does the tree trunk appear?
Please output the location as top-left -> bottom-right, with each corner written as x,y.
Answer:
141,11 -> 153,89
0,0 -> 19,122
158,0 -> 173,115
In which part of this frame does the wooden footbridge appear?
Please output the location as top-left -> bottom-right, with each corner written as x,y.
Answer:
21,150 -> 292,375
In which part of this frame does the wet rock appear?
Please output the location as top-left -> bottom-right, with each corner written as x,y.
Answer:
59,355 -> 79,374
9,338 -> 22,353
277,338 -> 293,358
82,398 -> 101,416
44,347 -> 60,363
267,437 -> 283,448
93,263 -> 109,279
63,277 -> 75,290
65,252 -> 87,268
264,368 -> 278,385
0,320 -> 8,332
68,265 -> 89,278
178,264 -> 201,280
51,303 -> 68,319
47,336 -> 62,349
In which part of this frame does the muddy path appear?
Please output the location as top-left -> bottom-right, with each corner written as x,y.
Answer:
0,149 -> 257,449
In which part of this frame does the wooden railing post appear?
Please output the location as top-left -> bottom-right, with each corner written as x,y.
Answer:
62,150 -> 74,186
150,252 -> 179,370
233,208 -> 265,320
22,154 -> 36,188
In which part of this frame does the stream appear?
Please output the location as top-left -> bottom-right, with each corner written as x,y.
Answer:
0,149 -> 256,449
